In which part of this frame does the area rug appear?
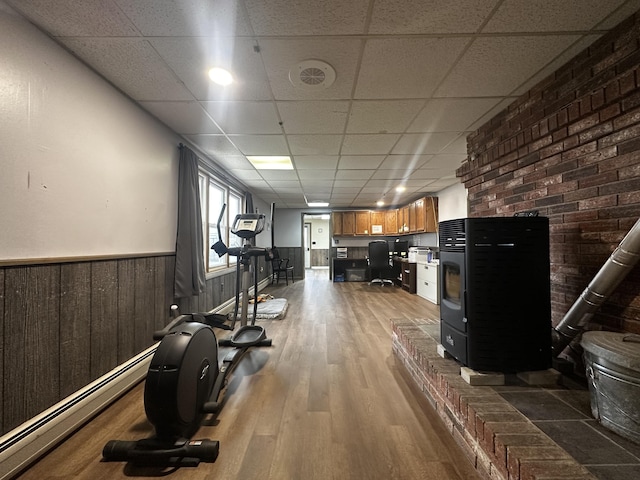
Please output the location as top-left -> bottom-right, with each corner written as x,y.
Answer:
229,298 -> 288,320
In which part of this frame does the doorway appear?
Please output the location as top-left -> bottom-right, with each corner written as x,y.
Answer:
302,213 -> 331,272
304,222 -> 311,269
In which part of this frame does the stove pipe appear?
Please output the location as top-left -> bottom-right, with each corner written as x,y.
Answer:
552,217 -> 640,357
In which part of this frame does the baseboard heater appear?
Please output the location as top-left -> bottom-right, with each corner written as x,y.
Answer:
0,282 -> 269,479
0,345 -> 155,480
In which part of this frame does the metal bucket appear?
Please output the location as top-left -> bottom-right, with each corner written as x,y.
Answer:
581,331 -> 640,444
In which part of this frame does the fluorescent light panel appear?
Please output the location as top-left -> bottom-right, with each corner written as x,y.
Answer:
307,202 -> 329,207
247,156 -> 293,170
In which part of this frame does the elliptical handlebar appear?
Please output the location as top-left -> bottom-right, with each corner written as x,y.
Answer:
211,204 -> 228,257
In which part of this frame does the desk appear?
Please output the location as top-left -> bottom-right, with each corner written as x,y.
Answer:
332,258 -> 368,282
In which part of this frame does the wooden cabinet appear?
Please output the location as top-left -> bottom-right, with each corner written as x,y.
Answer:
398,260 -> 416,294
370,211 -> 385,235
342,211 -> 356,235
425,196 -> 438,232
384,209 -> 398,235
399,206 -> 410,233
355,211 -> 370,235
332,212 -> 343,236
331,198 -> 437,237
414,198 -> 425,232
408,202 -> 417,232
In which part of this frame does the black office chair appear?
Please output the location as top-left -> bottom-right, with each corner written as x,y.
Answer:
368,241 -> 394,286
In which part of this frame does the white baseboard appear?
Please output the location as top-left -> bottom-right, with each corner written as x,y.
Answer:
0,278 -> 271,479
0,345 -> 155,480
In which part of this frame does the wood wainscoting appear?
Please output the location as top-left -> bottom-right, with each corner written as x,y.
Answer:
0,253 -> 270,437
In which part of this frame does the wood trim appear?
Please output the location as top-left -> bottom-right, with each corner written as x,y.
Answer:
0,252 -> 175,268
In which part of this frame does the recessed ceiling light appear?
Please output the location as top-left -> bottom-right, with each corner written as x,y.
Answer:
376,200 -> 385,207
247,155 -> 293,170
208,67 -> 233,86
307,202 -> 329,207
395,185 -> 406,193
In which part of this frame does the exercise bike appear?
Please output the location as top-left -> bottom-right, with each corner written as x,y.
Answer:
102,206 -> 271,467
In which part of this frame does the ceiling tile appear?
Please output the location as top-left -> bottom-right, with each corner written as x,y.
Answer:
356,37 -> 470,99
259,38 -> 361,100
335,170 -> 375,180
369,0 -> 499,34
297,170 -> 336,180
288,135 -> 343,155
409,98 -> 504,132
346,100 -> 425,134
425,177 -> 460,190
116,0 -> 252,36
229,134 -> 289,155
330,193 -> 357,199
150,37 -> 272,101
140,101 -> 220,134
202,101 -> 281,134
379,155 -> 429,170
392,132 -> 461,155
60,38 -> 194,101
9,0 -> 138,36
341,134 -> 400,155
185,134 -> 243,155
435,35 -> 581,97
228,168 -> 263,181
397,178 -> 434,188
411,168 -> 457,179
300,182 -> 333,190
424,154 -> 468,169
294,156 -> 339,170
331,187 -> 364,194
359,186 -> 389,194
278,101 -> 350,134
333,180 -> 367,188
211,154 -> 254,170
438,134 -> 470,155
512,34 -> 602,96
338,155 -> 386,169
483,0 -> 628,32
258,170 -> 299,181
244,0 -> 370,35
370,169 -> 409,180
11,0 -> 634,211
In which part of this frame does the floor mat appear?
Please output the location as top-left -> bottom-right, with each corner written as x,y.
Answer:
230,298 -> 288,320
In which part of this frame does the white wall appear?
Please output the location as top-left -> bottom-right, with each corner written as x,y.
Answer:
0,6 -> 180,261
274,208 -> 329,247
437,182 -> 468,222
251,196 -> 273,248
309,218 -> 329,250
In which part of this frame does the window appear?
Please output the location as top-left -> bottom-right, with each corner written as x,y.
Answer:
199,171 -> 244,272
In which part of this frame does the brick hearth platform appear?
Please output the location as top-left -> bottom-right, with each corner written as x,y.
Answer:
391,318 -> 596,480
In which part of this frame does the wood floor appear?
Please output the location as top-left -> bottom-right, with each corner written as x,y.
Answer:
17,269 -> 481,480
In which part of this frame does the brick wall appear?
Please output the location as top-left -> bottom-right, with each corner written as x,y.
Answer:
458,12 -> 640,335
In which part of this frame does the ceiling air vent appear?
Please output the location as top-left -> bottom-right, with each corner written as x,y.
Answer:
289,60 -> 336,89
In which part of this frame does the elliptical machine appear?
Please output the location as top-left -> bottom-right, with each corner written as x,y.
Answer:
102,206 -> 271,467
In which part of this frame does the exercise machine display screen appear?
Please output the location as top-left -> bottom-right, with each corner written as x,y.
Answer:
231,213 -> 265,238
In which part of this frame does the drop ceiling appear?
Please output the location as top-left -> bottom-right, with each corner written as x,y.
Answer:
6,0 -> 640,208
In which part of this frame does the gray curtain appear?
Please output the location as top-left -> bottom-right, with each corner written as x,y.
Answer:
174,144 -> 206,298
245,191 -> 254,214
245,192 -> 254,245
